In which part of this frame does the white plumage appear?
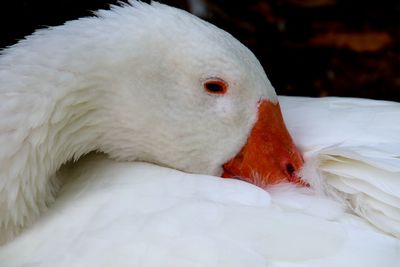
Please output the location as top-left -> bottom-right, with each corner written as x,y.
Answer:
0,1 -> 399,267
0,154 -> 399,266
0,1 -> 273,241
280,96 -> 400,238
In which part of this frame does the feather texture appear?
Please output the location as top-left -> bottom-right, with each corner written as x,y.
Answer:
280,96 -> 400,237
0,154 -> 398,267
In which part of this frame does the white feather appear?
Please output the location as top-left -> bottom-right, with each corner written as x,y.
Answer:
280,96 -> 400,238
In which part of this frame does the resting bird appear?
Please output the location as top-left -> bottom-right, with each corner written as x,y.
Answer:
0,1 -> 399,267
0,0 -> 303,244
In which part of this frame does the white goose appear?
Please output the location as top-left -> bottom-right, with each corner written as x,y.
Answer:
0,2 -> 399,267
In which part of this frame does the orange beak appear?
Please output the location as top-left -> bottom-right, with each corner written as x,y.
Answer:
222,100 -> 306,188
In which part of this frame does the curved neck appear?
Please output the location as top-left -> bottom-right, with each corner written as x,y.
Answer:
0,76 -> 105,243
0,3 -> 197,243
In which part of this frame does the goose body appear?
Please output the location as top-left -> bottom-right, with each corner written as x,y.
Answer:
0,154 -> 399,267
0,1 -> 399,266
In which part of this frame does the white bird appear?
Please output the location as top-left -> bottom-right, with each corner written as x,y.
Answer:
0,0 -> 303,245
0,1 -> 399,267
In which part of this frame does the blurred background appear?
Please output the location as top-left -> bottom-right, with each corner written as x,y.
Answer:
1,0 -> 399,101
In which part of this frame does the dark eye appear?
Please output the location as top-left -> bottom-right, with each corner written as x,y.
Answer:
204,79 -> 228,95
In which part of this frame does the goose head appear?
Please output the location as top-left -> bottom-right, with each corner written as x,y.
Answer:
0,1 -> 304,243
88,2 -> 304,187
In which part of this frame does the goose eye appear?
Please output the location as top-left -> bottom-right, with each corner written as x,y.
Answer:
204,79 -> 228,95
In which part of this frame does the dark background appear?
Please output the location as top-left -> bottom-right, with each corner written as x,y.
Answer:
1,0 -> 399,101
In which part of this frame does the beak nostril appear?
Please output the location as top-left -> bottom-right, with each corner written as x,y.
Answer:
286,163 -> 295,177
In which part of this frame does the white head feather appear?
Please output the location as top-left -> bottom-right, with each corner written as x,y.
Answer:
0,1 -> 277,243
